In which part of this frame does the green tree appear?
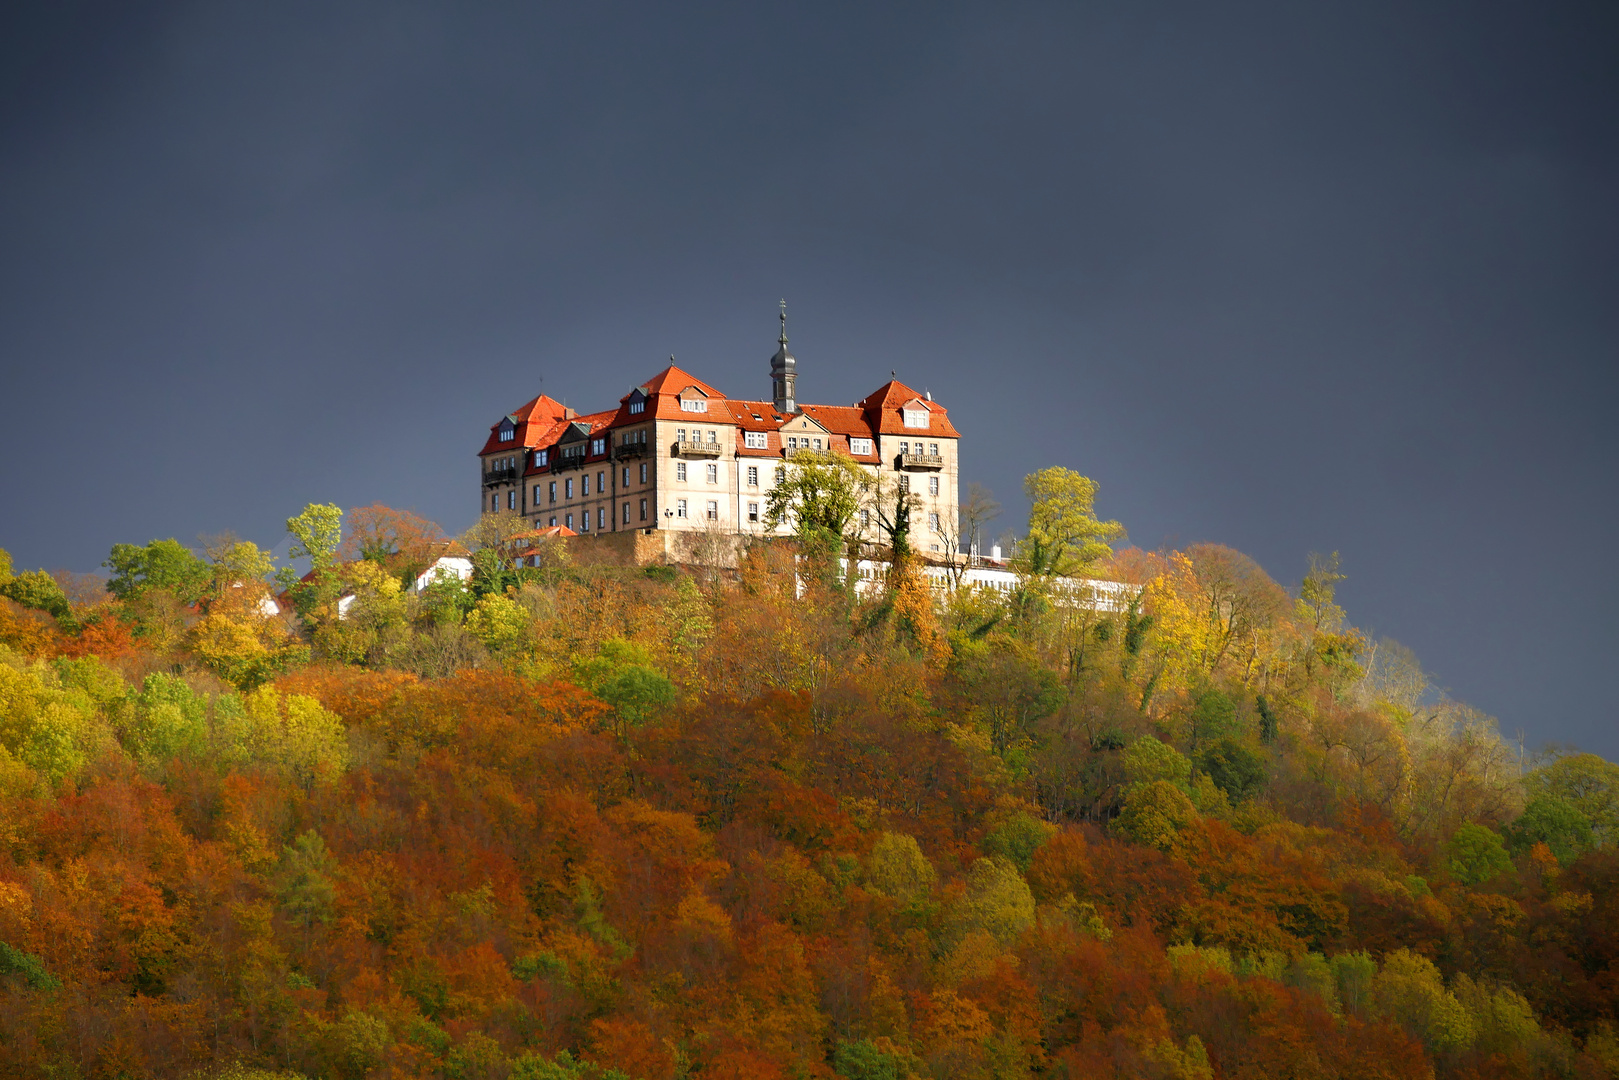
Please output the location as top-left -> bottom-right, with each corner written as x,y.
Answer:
1020,466 -> 1124,578
279,830 -> 339,934
286,503 -> 343,572
1446,823 -> 1513,886
0,569 -> 75,628
957,856 -> 1036,943
763,449 -> 869,583
865,831 -> 937,905
1198,737 -> 1267,801
1371,949 -> 1475,1054
982,811 -> 1053,873
1121,735 -> 1191,790
104,538 -> 212,604
1523,752 -> 1619,844
1503,795 -> 1592,865
1113,780 -> 1198,850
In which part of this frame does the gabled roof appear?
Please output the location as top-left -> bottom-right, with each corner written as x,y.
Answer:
638,364 -> 726,400
479,394 -> 572,456
857,379 -> 960,438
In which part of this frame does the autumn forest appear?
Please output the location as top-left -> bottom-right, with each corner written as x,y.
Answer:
0,466 -> 1616,1080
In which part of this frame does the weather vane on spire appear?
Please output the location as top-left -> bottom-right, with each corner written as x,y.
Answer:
779,298 -> 788,345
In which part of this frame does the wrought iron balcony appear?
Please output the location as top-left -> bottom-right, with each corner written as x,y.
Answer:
482,467 -> 520,487
676,441 -> 723,458
897,452 -> 945,470
551,454 -> 588,472
614,442 -> 648,460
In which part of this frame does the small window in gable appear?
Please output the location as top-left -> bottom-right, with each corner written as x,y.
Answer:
903,407 -> 929,429
499,422 -> 515,442
680,396 -> 708,413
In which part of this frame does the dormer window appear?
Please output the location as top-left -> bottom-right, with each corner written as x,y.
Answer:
591,437 -> 606,455
744,431 -> 768,449
680,398 -> 708,413
903,407 -> 929,429
535,450 -> 548,467
499,422 -> 515,442
629,400 -> 645,414
850,438 -> 873,455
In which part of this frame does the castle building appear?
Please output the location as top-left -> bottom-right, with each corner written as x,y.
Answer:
477,311 -> 961,553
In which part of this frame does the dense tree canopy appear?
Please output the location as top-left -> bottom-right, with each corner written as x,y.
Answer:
0,488 -> 1614,1080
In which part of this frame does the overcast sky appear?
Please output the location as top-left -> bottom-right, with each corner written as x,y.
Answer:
2,1 -> 1615,756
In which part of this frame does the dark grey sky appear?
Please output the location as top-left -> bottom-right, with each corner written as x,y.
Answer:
2,2 -> 1615,756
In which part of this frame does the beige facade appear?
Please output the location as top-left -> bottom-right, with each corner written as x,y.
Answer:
478,351 -> 962,556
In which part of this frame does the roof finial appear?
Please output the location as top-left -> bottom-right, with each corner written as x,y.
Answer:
778,298 -> 788,346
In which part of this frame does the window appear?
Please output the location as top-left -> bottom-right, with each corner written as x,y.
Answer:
929,443 -> 939,456
639,498 -> 647,521
676,499 -> 688,518
548,481 -> 556,503
623,503 -> 631,524
677,428 -> 687,442
850,438 -> 872,455
813,438 -> 822,450
676,462 -> 687,482
903,407 -> 929,428
622,467 -> 630,486
490,494 -> 498,512
929,476 -> 939,496
535,449 -> 548,467
705,500 -> 718,521
639,463 -> 647,483
597,471 -> 605,491
499,423 -> 514,442
898,441 -> 909,454
861,509 -> 871,528
580,512 -> 588,531
744,431 -> 767,449
629,399 -> 645,414
900,474 -> 910,493
565,478 -> 574,498
598,508 -> 605,530
582,475 -> 590,496
707,429 -> 716,443
747,465 -> 758,486
705,463 -> 717,484
680,397 -> 708,413
929,512 -> 940,533
566,513 -> 574,529
748,501 -> 759,522
549,516 -> 557,527
591,438 -> 605,456
774,467 -> 785,484
787,436 -> 798,449
533,484 -> 542,505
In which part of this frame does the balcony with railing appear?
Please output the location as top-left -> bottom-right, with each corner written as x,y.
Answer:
551,454 -> 588,472
897,452 -> 945,470
675,441 -> 723,458
482,466 -> 520,487
614,442 -> 648,460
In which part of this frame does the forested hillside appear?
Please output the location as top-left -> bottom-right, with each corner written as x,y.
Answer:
0,471 -> 1616,1080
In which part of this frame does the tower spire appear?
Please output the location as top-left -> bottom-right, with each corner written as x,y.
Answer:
770,299 -> 798,414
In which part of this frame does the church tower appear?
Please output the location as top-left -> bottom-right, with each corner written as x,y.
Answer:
770,299 -> 798,414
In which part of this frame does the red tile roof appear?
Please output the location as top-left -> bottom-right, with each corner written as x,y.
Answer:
478,394 -> 571,456
857,379 -> 960,438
